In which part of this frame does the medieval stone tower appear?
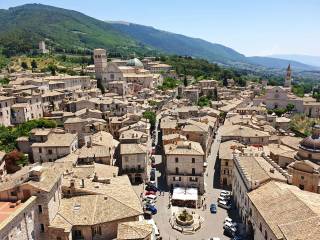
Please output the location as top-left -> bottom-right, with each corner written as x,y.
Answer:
93,49 -> 107,81
284,64 -> 292,88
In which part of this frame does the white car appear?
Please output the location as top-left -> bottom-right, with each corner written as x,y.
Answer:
220,190 -> 231,197
218,200 -> 231,210
223,221 -> 237,232
224,217 -> 233,224
144,195 -> 157,201
217,196 -> 228,202
224,217 -> 238,228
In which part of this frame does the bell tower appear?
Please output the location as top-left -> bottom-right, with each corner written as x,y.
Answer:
93,49 -> 107,81
284,64 -> 292,88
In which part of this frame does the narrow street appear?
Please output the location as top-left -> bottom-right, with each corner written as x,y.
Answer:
151,127 -> 235,239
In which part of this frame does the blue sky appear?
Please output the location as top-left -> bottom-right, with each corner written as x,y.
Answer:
1,0 -> 319,56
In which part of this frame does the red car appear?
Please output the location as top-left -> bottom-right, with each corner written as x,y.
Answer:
145,191 -> 156,196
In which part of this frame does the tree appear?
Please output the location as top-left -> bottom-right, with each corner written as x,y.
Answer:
61,54 -> 67,62
4,150 -> 27,174
286,103 -> 295,112
97,79 -> 105,94
197,96 -> 210,107
183,75 -> 188,87
222,77 -> 228,87
31,59 -> 37,72
143,111 -> 156,130
48,64 -> 57,76
21,61 -> 28,70
273,108 -> 287,117
0,119 -> 57,153
0,78 -> 10,86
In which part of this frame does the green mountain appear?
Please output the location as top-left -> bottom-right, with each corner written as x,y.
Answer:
0,4 -> 316,71
111,22 -> 316,71
110,21 -> 246,64
0,4 -> 151,56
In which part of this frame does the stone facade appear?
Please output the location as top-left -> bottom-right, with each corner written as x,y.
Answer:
165,141 -> 205,194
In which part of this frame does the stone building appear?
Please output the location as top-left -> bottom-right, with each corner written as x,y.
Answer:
0,157 -> 143,240
0,96 -> 15,126
120,143 -> 148,183
93,49 -> 163,95
219,140 -> 244,188
0,165 -> 62,239
220,125 -> 270,145
117,221 -> 154,240
296,125 -> 320,164
288,160 -> 320,193
164,141 -> 205,194
0,197 -> 38,240
232,155 -> 287,225
31,131 -> 78,162
247,181 -> 320,240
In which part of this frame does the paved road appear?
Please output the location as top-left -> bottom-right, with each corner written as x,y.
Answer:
152,128 -> 235,240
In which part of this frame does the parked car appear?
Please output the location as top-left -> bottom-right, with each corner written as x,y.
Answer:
144,195 -> 157,201
145,191 -> 156,196
220,190 -> 231,198
146,205 -> 157,215
152,147 -> 156,154
218,200 -> 231,210
143,198 -> 156,205
232,236 -> 243,240
224,217 -> 238,228
144,202 -> 156,208
218,196 -> 228,202
224,227 -> 236,238
210,203 -> 217,213
223,222 -> 237,232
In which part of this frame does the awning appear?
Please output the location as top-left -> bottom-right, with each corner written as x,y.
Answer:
172,187 -> 198,201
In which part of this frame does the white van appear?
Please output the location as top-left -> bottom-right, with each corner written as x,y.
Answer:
146,219 -> 160,237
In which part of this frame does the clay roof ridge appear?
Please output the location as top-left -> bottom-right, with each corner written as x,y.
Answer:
91,195 -> 99,224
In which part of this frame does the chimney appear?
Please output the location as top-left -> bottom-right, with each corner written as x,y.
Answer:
81,179 -> 85,188
70,179 -> 75,188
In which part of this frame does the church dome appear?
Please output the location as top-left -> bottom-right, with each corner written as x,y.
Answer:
126,58 -> 144,68
299,125 -> 320,152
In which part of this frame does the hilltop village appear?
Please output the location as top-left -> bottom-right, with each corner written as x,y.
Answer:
0,44 -> 319,240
